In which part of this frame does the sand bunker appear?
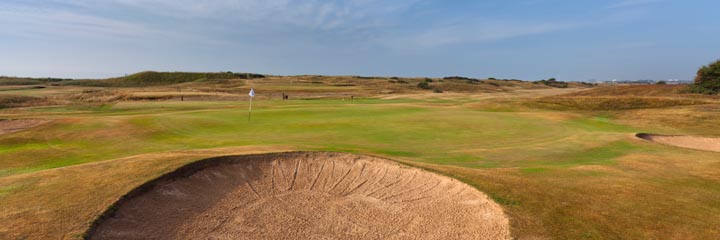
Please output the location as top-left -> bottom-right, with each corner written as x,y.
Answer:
637,133 -> 720,152
0,119 -> 49,136
86,152 -> 510,239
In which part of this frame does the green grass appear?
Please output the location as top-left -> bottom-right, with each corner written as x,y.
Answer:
61,71 -> 264,87
0,98 -> 640,176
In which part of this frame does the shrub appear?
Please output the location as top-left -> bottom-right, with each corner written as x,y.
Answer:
417,81 -> 431,89
433,88 -> 443,93
535,78 -> 568,88
656,81 -> 667,85
692,60 -> 720,94
443,76 -> 477,81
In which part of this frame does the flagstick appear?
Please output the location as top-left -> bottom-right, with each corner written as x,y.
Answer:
248,96 -> 253,122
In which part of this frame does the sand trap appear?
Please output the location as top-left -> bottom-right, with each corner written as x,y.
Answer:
636,133 -> 720,152
0,119 -> 49,136
86,152 -> 510,239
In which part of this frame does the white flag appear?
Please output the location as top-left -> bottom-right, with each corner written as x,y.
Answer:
248,88 -> 255,97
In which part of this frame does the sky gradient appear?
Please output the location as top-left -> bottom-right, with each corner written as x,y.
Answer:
1,0 -> 719,81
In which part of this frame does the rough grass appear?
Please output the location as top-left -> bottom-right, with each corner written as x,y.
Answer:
562,84 -> 720,99
0,95 -> 50,109
529,96 -> 708,110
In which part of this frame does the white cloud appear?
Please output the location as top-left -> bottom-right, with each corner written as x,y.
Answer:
0,6 -> 162,40
380,20 -> 582,48
0,0 -> 428,46
51,0 -> 423,30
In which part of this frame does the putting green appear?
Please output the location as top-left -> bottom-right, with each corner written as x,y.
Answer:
0,99 -> 636,176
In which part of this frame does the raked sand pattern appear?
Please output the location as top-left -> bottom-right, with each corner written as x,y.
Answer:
87,152 -> 510,239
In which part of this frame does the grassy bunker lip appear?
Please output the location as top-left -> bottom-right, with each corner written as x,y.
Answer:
636,133 -> 720,152
84,151 -> 510,239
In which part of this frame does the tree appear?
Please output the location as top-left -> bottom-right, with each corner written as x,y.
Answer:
692,60 -> 720,94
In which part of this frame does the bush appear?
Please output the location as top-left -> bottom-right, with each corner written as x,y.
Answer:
692,60 -> 720,94
433,88 -> 443,93
417,81 -> 431,89
443,76 -> 477,81
535,78 -> 568,88
656,81 -> 667,85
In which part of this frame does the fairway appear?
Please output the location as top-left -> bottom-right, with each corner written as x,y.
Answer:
2,88 -> 720,239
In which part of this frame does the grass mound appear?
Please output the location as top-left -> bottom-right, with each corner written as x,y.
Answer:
64,71 -> 265,87
0,95 -> 49,109
530,96 -> 707,110
562,85 -> 691,97
0,77 -> 69,86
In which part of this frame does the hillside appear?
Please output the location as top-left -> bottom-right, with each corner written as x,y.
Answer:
62,71 -> 266,87
560,84 -> 692,97
0,77 -> 70,86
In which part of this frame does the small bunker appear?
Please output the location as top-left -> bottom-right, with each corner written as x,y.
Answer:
637,133 -> 720,152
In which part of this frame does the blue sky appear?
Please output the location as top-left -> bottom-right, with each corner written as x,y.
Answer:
1,0 -> 719,81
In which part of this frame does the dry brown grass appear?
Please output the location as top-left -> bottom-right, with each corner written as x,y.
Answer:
562,84 -> 720,99
529,96 -> 708,111
612,104 -> 720,136
0,95 -> 53,109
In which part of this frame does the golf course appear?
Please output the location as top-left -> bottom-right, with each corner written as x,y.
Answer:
1,74 -> 719,239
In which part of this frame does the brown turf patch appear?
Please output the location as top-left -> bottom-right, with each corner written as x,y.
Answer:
86,152 -> 510,239
636,133 -> 720,152
0,119 -> 49,136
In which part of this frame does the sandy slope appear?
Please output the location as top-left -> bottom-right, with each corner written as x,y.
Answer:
87,152 -> 510,239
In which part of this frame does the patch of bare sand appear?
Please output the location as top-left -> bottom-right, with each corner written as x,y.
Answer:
87,152 -> 510,239
0,119 -> 49,135
636,133 -> 720,152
